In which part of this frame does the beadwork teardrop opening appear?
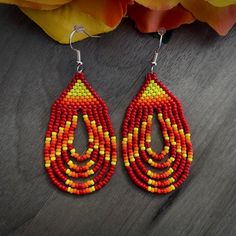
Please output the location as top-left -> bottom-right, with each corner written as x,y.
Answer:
149,110 -> 165,155
122,72 -> 193,194
73,110 -> 88,154
44,72 -> 117,195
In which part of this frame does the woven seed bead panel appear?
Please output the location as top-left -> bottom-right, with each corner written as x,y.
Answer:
122,72 -> 193,194
44,72 -> 117,195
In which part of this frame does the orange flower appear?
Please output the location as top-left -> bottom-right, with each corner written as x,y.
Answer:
129,0 -> 236,35
128,3 -> 195,33
0,0 -> 236,43
1,0 -> 130,43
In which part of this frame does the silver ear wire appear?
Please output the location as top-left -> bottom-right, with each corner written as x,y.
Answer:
69,25 -> 101,72
150,27 -> 166,73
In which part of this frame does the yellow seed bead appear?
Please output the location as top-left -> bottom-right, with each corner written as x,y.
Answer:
164,136 -> 169,140
68,140 -> 73,144
97,125 -> 102,131
142,121 -> 147,126
99,150 -> 105,155
147,148 -> 152,153
164,146 -> 170,151
56,151 -> 61,156
169,168 -> 174,173
148,159 -> 153,164
172,141 -> 176,145
188,158 -> 193,162
66,169 -> 70,174
148,179 -> 152,185
65,179 -> 70,185
111,136 -> 116,141
68,160 -> 73,166
94,145 -> 99,149
51,132 -> 57,136
67,187 -> 72,193
140,147 -> 146,151
59,127 -> 64,132
83,114 -> 88,119
91,120 -> 96,125
182,153 -> 187,158
72,115 -> 78,120
148,186 -> 152,192
172,124 -> 178,129
170,157 -> 175,162
130,157 -> 135,162
177,148 -> 181,153
170,185 -> 175,191
70,148 -> 76,154
179,129 -> 184,134
89,160 -> 95,166
90,186 -> 96,192
45,163 -> 50,168
111,161 -> 117,165
124,162 -> 130,167
105,156 -> 110,161
62,146 -> 67,151
169,177 -> 175,183
88,148 -> 93,153
165,118 -> 170,123
51,156 -> 56,161
158,113 -> 163,117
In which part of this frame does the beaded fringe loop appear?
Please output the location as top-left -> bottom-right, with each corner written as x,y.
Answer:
44,72 -> 117,195
122,72 -> 193,194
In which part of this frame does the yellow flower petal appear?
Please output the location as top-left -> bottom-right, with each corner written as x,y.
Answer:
206,0 -> 236,7
135,0 -> 181,10
75,0 -> 128,27
182,0 -> 236,35
1,0 -> 71,10
20,0 -> 116,44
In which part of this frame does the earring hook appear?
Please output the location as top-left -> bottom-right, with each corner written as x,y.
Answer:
150,27 -> 166,73
69,25 -> 100,72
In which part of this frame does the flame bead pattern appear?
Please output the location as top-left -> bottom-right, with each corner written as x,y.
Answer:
122,72 -> 193,194
44,72 -> 117,195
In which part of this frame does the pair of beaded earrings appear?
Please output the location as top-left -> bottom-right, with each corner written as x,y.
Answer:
44,25 -> 193,195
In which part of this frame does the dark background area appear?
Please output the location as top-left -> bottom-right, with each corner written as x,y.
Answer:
0,5 -> 236,236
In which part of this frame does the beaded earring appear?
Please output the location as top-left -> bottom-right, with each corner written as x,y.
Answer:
122,28 -> 193,194
44,25 -> 117,195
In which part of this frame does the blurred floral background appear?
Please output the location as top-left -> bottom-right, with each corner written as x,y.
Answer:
1,0 -> 236,43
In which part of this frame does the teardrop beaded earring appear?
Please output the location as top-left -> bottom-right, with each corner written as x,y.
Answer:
44,25 -> 117,195
122,28 -> 193,194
